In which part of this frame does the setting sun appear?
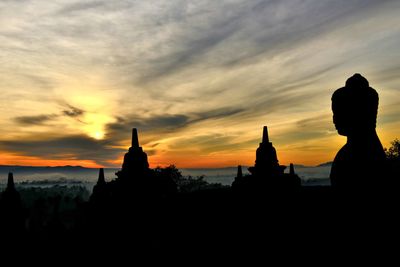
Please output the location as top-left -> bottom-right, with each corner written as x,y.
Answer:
93,131 -> 105,140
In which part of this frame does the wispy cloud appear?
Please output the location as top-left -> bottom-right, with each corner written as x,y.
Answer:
14,114 -> 58,125
57,1 -> 106,15
0,135 -> 124,166
104,107 -> 246,146
62,104 -> 85,118
0,0 -> 399,166
13,103 -> 86,126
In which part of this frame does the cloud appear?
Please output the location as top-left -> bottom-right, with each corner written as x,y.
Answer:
191,107 -> 245,123
274,114 -> 335,146
13,103 -> 85,126
1,0 -> 399,166
62,104 -> 85,118
14,114 -> 58,125
0,135 -> 124,165
170,133 -> 241,154
22,74 -> 55,90
110,0 -> 386,87
57,1 -> 106,15
296,114 -> 332,130
105,107 -> 245,145
107,114 -> 189,135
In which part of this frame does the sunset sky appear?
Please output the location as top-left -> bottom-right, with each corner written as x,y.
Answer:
0,0 -> 399,168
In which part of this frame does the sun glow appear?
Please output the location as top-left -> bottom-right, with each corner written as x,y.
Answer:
0,1 -> 399,168
82,113 -> 112,140
93,131 -> 105,140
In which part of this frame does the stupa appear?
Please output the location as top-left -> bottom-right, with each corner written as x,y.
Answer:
233,126 -> 301,190
248,126 -> 286,177
117,128 -> 150,180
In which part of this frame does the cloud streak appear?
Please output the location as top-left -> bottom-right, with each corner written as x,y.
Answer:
14,114 -> 58,125
0,0 -> 399,167
13,103 -> 86,126
0,135 -> 124,166
62,104 -> 85,118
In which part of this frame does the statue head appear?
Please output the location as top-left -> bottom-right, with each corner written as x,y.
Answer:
331,74 -> 379,136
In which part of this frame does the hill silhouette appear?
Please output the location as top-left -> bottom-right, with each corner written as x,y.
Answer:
316,161 -> 333,167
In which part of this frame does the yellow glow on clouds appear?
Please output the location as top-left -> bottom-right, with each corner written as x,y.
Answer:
0,1 -> 399,168
81,113 -> 111,140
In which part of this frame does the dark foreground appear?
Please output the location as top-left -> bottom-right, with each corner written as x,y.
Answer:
2,185 -> 399,263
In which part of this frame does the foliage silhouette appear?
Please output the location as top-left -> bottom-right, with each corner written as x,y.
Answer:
385,139 -> 400,160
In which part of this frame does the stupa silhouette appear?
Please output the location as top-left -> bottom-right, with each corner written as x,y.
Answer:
232,126 -> 301,190
1,172 -> 22,206
248,126 -> 286,177
90,168 -> 108,204
116,128 -> 150,180
90,128 -> 176,204
0,172 -> 25,236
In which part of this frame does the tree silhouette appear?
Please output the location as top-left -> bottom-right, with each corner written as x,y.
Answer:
385,139 -> 400,160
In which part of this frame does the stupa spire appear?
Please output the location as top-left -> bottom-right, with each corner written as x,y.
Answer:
7,172 -> 15,190
262,126 -> 269,144
132,128 -> 139,148
237,165 -> 243,179
289,163 -> 295,176
97,168 -> 106,185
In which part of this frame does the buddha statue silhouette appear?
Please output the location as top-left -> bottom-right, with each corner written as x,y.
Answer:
330,74 -> 387,190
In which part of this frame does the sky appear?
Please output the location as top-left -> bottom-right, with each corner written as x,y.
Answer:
0,0 -> 399,168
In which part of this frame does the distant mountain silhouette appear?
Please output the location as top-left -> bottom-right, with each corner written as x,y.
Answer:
0,164 -> 329,175
182,166 -> 250,171
316,161 -> 333,167
291,164 -> 308,168
0,165 -> 90,172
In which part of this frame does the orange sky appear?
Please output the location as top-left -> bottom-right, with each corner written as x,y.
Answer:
0,1 -> 399,168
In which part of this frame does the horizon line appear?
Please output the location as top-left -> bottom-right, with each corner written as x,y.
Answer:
0,162 -> 332,169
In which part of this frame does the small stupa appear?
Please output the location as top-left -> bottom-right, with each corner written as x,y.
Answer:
91,168 -> 107,201
6,172 -> 16,192
248,126 -> 285,177
236,165 -> 243,179
0,172 -> 24,233
97,168 -> 106,186
117,128 -> 149,179
233,126 -> 301,190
